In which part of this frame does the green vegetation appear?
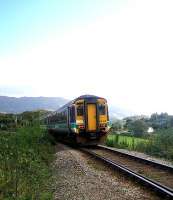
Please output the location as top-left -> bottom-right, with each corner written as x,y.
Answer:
0,113 -> 17,131
0,110 -> 50,131
0,125 -> 55,199
108,113 -> 173,161
106,129 -> 173,161
125,119 -> 148,137
145,128 -> 173,160
106,134 -> 148,150
150,113 -> 173,129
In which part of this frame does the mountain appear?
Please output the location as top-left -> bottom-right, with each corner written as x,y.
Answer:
109,105 -> 136,120
0,96 -> 68,113
0,96 -> 134,119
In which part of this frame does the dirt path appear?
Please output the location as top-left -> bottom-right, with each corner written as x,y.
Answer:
53,143 -> 161,200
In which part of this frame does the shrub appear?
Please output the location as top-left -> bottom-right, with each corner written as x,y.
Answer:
107,129 -> 173,162
0,126 -> 55,200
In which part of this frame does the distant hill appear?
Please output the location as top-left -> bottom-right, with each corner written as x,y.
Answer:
109,105 -> 136,120
0,96 -> 68,113
0,96 -> 133,119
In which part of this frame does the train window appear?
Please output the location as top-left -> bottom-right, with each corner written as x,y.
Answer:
77,105 -> 84,116
70,106 -> 75,122
98,104 -> 106,115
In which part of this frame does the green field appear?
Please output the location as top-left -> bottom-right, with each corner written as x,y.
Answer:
106,130 -> 173,162
106,134 -> 148,150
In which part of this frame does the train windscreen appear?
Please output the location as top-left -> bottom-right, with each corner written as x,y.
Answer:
98,104 -> 106,115
77,104 -> 84,116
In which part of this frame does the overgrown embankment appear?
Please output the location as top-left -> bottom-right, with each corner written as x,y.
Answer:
106,129 -> 173,161
0,126 -> 55,200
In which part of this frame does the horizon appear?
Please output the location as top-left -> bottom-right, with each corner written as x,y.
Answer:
0,94 -> 172,117
0,0 -> 173,115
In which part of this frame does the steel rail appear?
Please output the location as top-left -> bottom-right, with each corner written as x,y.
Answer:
98,145 -> 173,172
80,148 -> 173,199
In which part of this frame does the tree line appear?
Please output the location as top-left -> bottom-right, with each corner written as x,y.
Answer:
111,112 -> 173,137
0,110 -> 50,131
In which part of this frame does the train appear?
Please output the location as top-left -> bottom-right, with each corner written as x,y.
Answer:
41,95 -> 110,145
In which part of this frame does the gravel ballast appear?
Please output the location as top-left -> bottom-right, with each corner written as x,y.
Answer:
54,143 -> 161,200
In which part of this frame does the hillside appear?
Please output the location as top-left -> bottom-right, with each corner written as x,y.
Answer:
0,96 -> 68,113
0,96 -> 133,118
109,105 -> 135,120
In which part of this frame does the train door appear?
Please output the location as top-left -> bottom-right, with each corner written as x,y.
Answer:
87,104 -> 97,131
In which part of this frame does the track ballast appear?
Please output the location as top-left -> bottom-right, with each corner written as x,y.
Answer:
80,145 -> 173,199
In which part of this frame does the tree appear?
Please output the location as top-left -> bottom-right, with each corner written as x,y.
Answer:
128,119 -> 148,137
111,120 -> 122,132
150,112 -> 171,129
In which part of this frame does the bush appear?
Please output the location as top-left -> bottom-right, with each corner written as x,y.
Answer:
0,126 -> 55,200
145,129 -> 173,160
107,129 -> 173,162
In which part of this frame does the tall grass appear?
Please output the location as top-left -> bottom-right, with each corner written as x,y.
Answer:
106,130 -> 173,161
0,126 -> 55,200
144,129 -> 173,160
106,134 -> 148,150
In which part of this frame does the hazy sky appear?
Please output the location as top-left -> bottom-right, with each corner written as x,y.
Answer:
0,0 -> 173,115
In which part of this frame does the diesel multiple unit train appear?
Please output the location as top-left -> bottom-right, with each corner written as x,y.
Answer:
41,95 -> 110,145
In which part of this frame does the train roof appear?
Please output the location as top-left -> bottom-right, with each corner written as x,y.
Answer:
75,95 -> 106,101
56,101 -> 73,113
56,95 -> 106,113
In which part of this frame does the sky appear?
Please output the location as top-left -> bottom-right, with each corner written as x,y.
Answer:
0,0 -> 173,115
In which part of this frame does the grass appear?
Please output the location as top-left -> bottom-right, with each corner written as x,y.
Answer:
106,130 -> 173,162
0,125 -> 55,200
106,134 -> 148,150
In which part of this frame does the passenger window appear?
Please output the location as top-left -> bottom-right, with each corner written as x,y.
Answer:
77,105 -> 84,116
70,106 -> 75,122
98,104 -> 106,115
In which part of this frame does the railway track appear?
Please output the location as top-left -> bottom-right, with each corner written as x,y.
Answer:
80,145 -> 173,199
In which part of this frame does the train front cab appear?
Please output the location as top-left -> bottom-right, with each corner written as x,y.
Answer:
74,97 -> 109,144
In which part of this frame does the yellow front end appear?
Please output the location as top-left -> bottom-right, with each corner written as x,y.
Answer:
76,100 -> 85,133
97,99 -> 110,133
74,97 -> 110,144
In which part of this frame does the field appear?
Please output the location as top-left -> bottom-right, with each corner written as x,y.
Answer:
106,130 -> 173,162
106,134 -> 148,150
0,126 -> 55,200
